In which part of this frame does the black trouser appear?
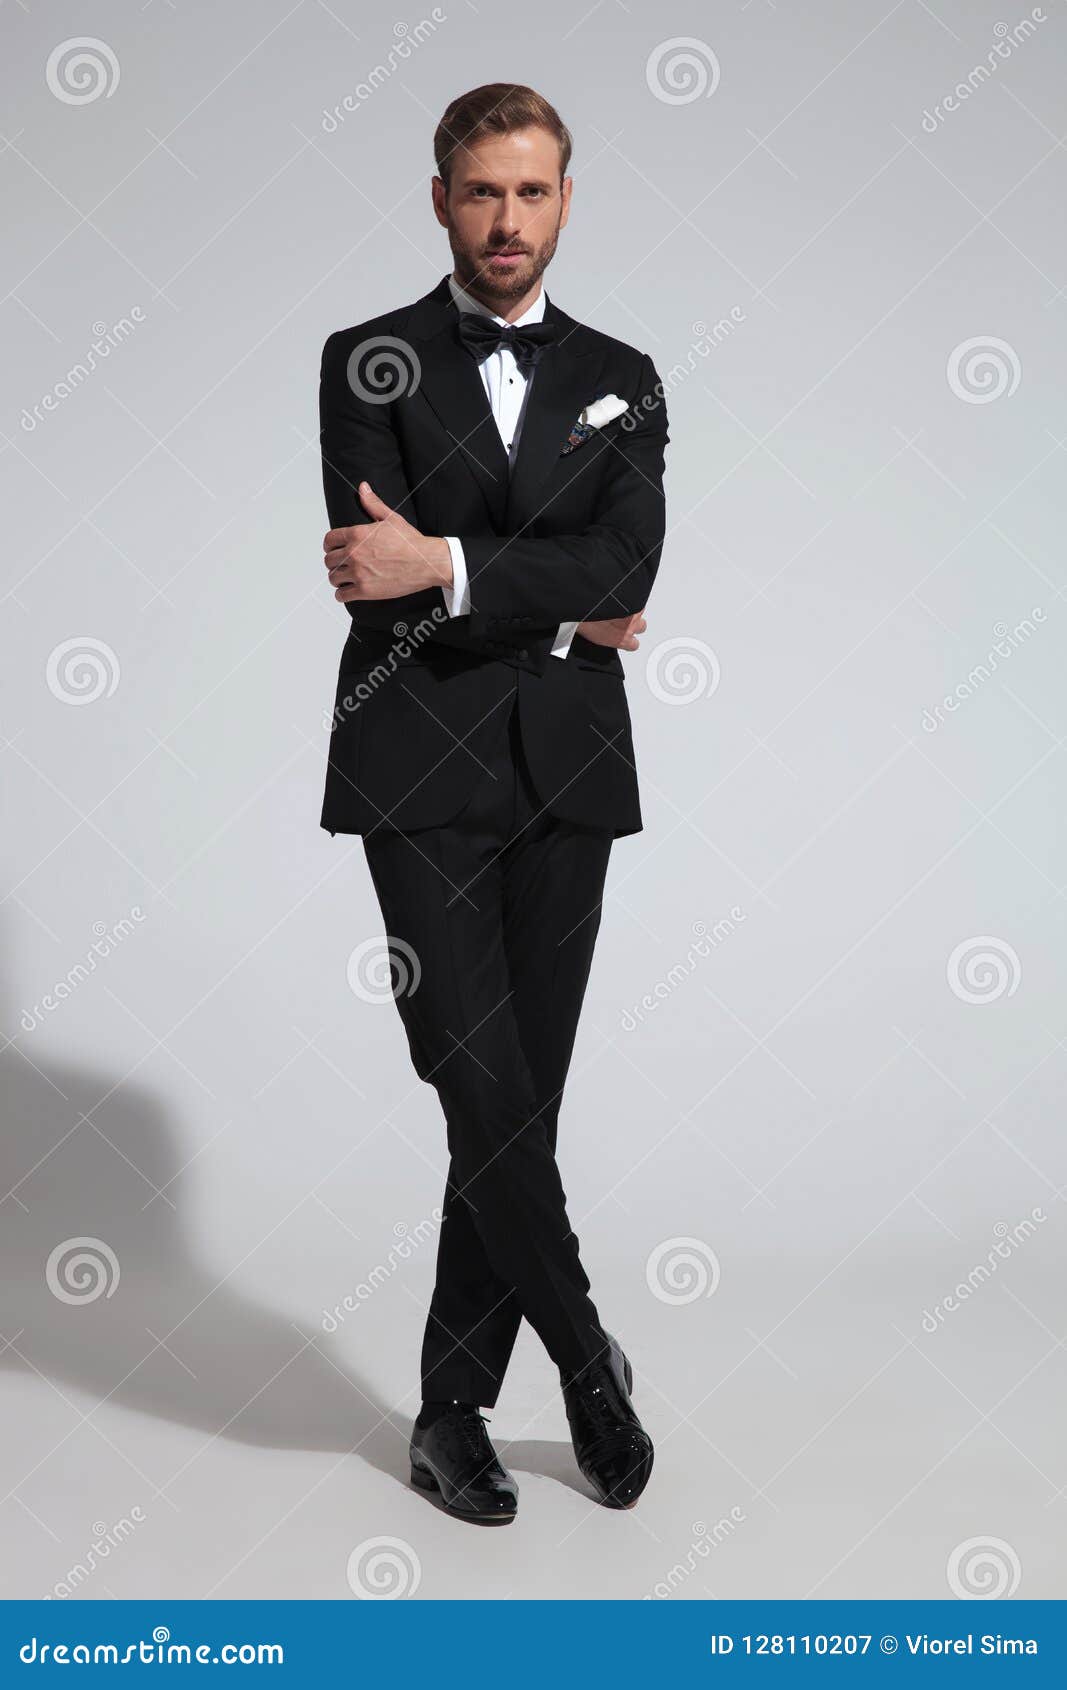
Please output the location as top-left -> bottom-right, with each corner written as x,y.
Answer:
361,689 -> 613,1408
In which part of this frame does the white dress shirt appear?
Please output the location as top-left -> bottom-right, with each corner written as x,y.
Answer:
441,273 -> 577,660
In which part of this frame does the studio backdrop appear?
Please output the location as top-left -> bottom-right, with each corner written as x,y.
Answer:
1,0 -> 1063,1601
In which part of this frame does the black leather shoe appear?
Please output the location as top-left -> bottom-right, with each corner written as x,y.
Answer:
409,1404 -> 518,1523
561,1331 -> 653,1508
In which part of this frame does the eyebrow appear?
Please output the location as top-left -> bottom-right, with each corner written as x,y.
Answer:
461,177 -> 555,192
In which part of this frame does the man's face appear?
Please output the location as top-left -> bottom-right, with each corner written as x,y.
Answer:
433,125 -> 571,309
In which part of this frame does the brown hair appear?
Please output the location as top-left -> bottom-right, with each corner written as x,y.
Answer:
434,84 -> 572,190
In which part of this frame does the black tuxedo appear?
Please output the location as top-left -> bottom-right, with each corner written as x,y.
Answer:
317,275 -> 669,1407
319,273 -> 668,839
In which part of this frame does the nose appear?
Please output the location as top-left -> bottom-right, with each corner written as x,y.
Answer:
493,194 -> 523,238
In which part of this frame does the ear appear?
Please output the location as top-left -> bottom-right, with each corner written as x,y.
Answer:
431,175 -> 449,230
559,175 -> 572,231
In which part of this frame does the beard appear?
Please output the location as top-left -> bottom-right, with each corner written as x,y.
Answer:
449,218 -> 561,306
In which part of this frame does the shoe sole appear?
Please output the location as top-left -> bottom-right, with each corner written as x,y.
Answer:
409,1458 -> 517,1524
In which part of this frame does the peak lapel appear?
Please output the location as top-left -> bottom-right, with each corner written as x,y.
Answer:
407,278 -> 509,529
505,301 -> 599,530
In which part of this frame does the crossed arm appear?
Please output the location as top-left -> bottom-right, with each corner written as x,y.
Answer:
319,333 -> 669,645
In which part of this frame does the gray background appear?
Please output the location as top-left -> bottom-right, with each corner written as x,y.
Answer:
2,0 -> 1064,1601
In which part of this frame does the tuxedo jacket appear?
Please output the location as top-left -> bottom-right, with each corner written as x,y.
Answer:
318,273 -> 669,838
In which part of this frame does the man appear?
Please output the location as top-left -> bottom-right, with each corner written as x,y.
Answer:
318,84 -> 668,1523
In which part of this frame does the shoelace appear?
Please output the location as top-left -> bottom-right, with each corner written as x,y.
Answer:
449,1409 -> 495,1463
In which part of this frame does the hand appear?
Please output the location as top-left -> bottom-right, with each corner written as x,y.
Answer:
324,483 -> 452,601
576,612 -> 647,652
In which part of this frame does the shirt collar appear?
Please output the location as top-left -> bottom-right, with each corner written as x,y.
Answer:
448,271 -> 546,327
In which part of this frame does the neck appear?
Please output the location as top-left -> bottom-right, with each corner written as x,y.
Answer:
454,271 -> 543,324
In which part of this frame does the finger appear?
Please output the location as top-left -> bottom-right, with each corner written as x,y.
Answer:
323,526 -> 355,552
358,481 -> 392,520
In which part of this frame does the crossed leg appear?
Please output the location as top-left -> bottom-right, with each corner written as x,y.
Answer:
361,701 -> 613,1407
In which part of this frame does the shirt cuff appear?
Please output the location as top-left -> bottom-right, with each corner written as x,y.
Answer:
441,537 -> 470,619
550,619 -> 579,660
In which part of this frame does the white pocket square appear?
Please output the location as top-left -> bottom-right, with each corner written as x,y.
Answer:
580,393 -> 629,429
561,392 -> 630,455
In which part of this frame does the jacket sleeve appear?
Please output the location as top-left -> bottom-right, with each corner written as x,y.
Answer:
319,332 -> 536,650
459,353 -> 669,636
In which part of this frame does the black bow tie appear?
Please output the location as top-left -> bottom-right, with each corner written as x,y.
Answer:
455,310 -> 557,377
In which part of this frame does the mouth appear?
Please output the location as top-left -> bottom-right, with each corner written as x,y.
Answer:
485,251 -> 527,269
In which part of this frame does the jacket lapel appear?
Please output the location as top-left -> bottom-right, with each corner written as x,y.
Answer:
505,300 -> 600,530
407,278 -> 510,528
404,278 -> 602,533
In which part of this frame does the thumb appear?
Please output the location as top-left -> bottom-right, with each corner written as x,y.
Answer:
359,481 -> 393,521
